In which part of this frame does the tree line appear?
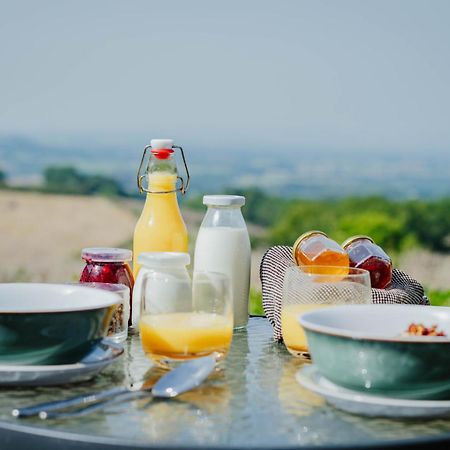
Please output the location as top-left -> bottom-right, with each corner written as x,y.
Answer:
1,166 -> 448,253
186,188 -> 450,253
0,166 -> 125,197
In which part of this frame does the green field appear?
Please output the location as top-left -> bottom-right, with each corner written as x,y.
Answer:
428,290 -> 450,307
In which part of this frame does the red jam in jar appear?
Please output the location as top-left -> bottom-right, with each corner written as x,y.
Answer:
80,248 -> 134,326
342,236 -> 392,289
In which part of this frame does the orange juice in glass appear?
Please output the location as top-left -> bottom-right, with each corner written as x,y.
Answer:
281,304 -> 332,356
281,266 -> 371,358
139,271 -> 233,369
140,312 -> 232,362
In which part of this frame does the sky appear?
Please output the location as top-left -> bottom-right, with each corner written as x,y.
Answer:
1,0 -> 450,153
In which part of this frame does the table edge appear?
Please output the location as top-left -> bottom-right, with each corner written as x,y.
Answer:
1,419 -> 450,450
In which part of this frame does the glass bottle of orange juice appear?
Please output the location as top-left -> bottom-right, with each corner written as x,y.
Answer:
292,231 -> 349,275
133,139 -> 189,278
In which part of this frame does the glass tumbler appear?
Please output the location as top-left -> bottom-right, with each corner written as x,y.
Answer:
281,266 -> 371,359
70,282 -> 130,343
139,271 -> 233,369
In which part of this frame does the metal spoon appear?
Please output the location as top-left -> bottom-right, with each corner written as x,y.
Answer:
12,355 -> 216,419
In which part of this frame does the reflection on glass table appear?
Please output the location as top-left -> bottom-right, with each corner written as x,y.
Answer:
0,318 -> 449,450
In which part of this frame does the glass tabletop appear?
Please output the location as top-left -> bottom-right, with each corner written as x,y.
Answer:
0,317 -> 449,449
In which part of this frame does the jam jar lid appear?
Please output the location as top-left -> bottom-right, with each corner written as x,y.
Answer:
292,230 -> 328,261
341,235 -> 374,249
81,248 -> 132,263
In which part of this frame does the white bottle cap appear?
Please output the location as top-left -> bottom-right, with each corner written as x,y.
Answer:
203,195 -> 245,207
138,252 -> 190,268
150,139 -> 174,150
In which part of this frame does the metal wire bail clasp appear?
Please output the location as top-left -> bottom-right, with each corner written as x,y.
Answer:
137,144 -> 190,195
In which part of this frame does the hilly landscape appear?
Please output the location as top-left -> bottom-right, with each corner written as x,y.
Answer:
1,135 -> 450,199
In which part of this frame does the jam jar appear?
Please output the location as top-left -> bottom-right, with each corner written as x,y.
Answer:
292,231 -> 349,275
342,236 -> 392,289
80,248 -> 134,326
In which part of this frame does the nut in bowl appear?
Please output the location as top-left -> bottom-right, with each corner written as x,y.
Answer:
299,304 -> 450,400
0,283 -> 120,365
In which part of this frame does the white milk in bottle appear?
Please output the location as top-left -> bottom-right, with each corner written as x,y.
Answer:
194,195 -> 251,328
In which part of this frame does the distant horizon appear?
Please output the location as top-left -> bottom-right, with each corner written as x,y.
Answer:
1,133 -> 448,200
1,132 -> 448,157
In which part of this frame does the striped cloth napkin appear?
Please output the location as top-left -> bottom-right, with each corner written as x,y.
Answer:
260,245 -> 430,342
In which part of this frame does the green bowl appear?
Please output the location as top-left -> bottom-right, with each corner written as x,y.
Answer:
0,283 -> 119,365
299,305 -> 450,400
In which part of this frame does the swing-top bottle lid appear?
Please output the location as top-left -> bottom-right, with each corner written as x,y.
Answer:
150,139 -> 174,160
151,139 -> 173,149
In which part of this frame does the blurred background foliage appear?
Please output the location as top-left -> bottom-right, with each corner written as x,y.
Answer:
0,168 -> 6,187
186,187 -> 450,254
2,166 -> 448,254
43,167 -> 125,197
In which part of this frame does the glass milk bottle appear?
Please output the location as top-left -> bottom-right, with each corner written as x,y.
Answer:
194,195 -> 251,329
133,139 -> 189,279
